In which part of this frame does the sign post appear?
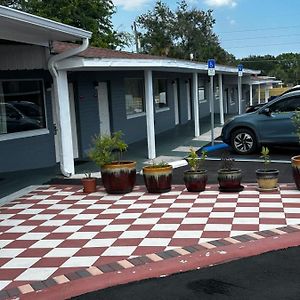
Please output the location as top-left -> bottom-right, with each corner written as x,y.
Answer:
208,59 -> 215,146
237,64 -> 243,114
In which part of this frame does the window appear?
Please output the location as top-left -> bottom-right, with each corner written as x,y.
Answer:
0,80 -> 46,135
154,79 -> 168,110
230,88 -> 235,105
125,78 -> 145,116
198,87 -> 207,103
215,86 -> 220,102
269,96 -> 300,113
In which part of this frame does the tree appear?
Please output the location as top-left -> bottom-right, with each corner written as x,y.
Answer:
135,0 -> 235,64
0,0 -> 130,49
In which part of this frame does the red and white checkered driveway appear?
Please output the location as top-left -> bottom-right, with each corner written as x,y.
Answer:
0,183 -> 300,292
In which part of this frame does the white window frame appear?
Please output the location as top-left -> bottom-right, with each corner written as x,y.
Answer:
154,78 -> 169,112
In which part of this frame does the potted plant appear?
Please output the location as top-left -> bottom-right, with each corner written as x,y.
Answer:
184,148 -> 208,192
291,110 -> 300,189
256,146 -> 279,191
217,152 -> 243,192
81,173 -> 97,193
89,131 -> 136,194
143,161 -> 173,193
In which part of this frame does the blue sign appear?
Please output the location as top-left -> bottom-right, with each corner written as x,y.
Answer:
238,64 -> 243,72
208,59 -> 216,69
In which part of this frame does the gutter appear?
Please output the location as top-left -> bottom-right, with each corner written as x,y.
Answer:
48,38 -> 89,177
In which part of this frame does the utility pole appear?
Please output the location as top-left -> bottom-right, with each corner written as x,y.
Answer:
132,21 -> 140,53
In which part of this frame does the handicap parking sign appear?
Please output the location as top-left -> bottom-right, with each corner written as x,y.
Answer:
208,59 -> 215,76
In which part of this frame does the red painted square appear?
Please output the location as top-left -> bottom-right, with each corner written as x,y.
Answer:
201,231 -> 230,238
0,269 -> 25,280
44,233 -> 72,239
31,226 -> 58,232
127,225 -> 154,231
212,208 -> 236,212
259,218 -> 286,224
146,231 -> 175,238
94,232 -> 123,239
168,238 -> 199,247
132,246 -> 166,256
178,224 -> 205,231
57,239 -> 90,248
139,213 -> 164,218
112,238 -> 143,246
33,257 -> 68,268
231,224 -> 259,231
157,218 -> 184,224
74,247 -> 106,257
4,240 -> 36,249
207,218 -> 234,224
17,248 -> 51,257
234,212 -> 259,218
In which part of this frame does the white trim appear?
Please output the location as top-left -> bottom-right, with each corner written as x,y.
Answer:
57,57 -> 260,75
193,73 -> 200,137
0,5 -> 91,40
126,112 -> 146,119
218,74 -> 224,125
173,80 -> 179,125
0,128 -> 49,141
156,107 -> 170,113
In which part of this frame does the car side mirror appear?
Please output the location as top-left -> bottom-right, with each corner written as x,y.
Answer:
260,107 -> 271,116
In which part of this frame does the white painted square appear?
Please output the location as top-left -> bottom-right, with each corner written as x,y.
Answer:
0,281 -> 11,290
139,238 -> 171,246
259,202 -> 283,208
116,213 -> 142,219
195,198 -> 216,203
162,212 -> 187,219
53,226 -> 82,233
64,195 -> 86,200
233,218 -> 259,224
61,256 -> 98,267
235,207 -> 259,213
39,200 -> 60,205
119,230 -> 149,239
72,214 -> 98,220
30,240 -> 63,248
83,239 -> 116,248
17,233 -> 48,240
133,218 -> 159,225
209,212 -> 235,218
286,219 -> 300,225
181,218 -> 208,224
214,202 -> 237,208
259,194 -> 281,199
0,214 -> 14,220
171,203 -> 194,208
188,207 -> 213,213
128,204 -> 152,209
101,195 -> 123,201
86,219 -> 113,226
67,232 -> 97,240
0,219 -> 24,226
41,220 -> 68,226
154,198 -> 176,204
101,209 -> 126,214
45,248 -> 79,258
204,224 -> 232,231
87,204 -> 111,210
11,204 -> 33,209
259,212 -> 285,219
0,240 -> 13,247
0,249 -> 25,258
16,268 -> 57,281
6,226 -> 36,233
152,224 -> 180,231
101,246 -> 137,256
144,207 -> 169,213
49,204 -> 73,210
2,257 -> 40,268
138,195 -> 160,200
284,208 -> 300,214
237,198 -> 259,203
259,224 -> 284,231
173,231 -> 202,238
58,209 -> 85,215
102,224 -> 131,232
177,194 -> 198,200
29,195 -> 50,200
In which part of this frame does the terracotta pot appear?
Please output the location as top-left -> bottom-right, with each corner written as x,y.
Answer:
81,177 -> 97,193
184,170 -> 207,192
256,169 -> 279,190
218,169 -> 242,191
101,161 -> 136,194
291,155 -> 300,190
143,165 -> 173,193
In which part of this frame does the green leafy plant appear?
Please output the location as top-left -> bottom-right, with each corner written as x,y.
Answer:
88,131 -> 128,167
84,172 -> 92,178
260,146 -> 271,170
186,148 -> 207,171
292,110 -> 300,142
220,151 -> 235,171
147,160 -> 170,168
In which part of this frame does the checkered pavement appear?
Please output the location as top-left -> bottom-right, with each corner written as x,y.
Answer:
0,183 -> 300,291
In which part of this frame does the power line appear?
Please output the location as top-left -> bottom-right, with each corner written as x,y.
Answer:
226,41 -> 300,49
218,25 -> 300,34
221,33 -> 300,42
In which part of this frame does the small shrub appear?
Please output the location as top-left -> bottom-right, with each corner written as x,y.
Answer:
260,146 -> 270,170
220,151 -> 235,171
186,148 -> 207,171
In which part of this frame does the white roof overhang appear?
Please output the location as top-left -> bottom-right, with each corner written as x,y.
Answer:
56,57 -> 261,75
0,5 -> 91,46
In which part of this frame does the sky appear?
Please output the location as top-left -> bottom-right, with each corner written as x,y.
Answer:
111,0 -> 300,59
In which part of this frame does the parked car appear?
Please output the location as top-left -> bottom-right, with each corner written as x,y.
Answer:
221,89 -> 300,154
245,86 -> 300,113
0,103 -> 42,133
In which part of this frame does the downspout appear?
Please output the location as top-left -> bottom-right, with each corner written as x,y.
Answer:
48,38 -> 89,177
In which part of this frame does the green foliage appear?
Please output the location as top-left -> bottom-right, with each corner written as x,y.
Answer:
0,0 -> 130,49
135,0 -> 234,64
148,160 -> 170,168
88,131 -> 128,167
186,148 -> 207,171
292,110 -> 300,143
239,53 -> 300,85
220,151 -> 235,171
260,146 -> 270,169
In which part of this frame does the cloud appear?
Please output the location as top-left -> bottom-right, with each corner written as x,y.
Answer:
204,0 -> 237,8
112,0 -> 151,11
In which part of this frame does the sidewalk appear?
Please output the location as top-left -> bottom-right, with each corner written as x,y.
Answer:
0,182 -> 300,299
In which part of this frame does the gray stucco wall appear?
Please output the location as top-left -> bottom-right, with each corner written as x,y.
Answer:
0,70 -> 56,172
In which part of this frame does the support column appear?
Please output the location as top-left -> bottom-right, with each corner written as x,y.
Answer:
173,80 -> 179,125
258,84 -> 261,104
144,70 -> 156,159
265,86 -> 269,103
238,76 -> 242,114
249,83 -> 253,106
192,72 -> 200,137
186,81 -> 191,121
218,73 -> 224,125
54,70 -> 74,176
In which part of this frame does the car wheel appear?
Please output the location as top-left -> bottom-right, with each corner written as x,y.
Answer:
231,128 -> 257,154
